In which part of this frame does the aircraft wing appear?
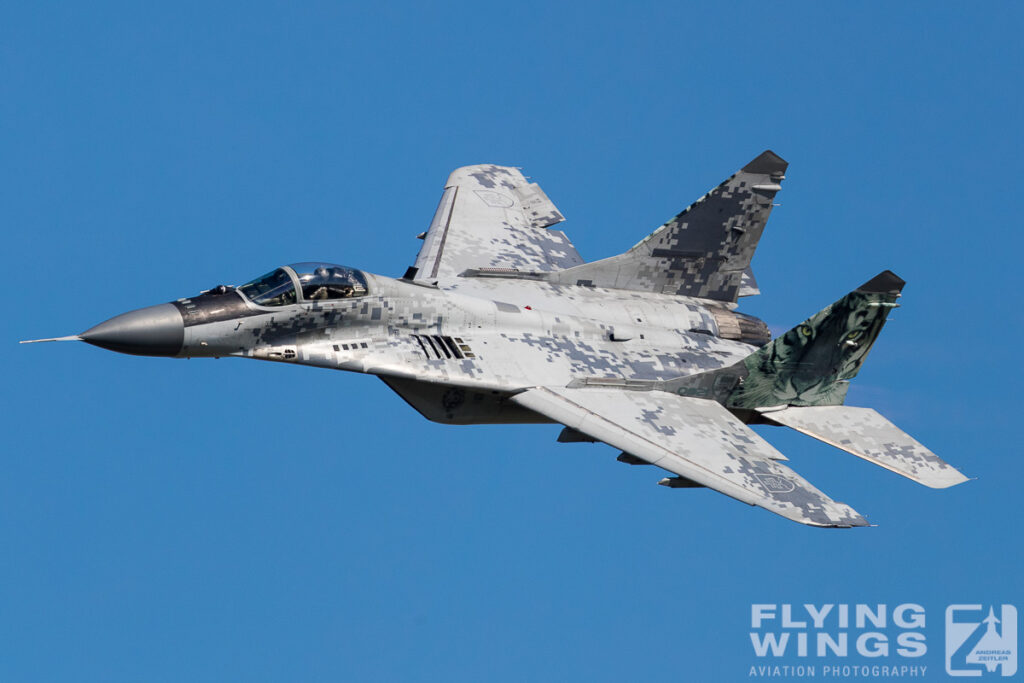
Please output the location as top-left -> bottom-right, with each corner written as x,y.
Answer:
511,386 -> 869,528
411,165 -> 584,281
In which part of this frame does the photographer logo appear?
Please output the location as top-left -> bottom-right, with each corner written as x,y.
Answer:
946,605 -> 1017,677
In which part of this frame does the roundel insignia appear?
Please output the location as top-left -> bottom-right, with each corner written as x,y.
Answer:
754,473 -> 797,494
474,190 -> 515,208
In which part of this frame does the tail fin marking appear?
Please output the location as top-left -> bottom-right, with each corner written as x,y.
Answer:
725,271 -> 905,409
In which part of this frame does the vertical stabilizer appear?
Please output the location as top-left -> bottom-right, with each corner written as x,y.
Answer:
665,271 -> 904,408
551,151 -> 787,302
726,271 -> 904,408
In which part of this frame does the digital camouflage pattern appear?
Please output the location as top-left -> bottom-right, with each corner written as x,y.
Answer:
23,152 -> 968,528
549,150 -> 787,302
512,387 -> 868,527
412,164 -> 581,281
757,405 -> 967,489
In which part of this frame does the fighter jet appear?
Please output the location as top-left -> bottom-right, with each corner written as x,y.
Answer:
22,151 -> 968,527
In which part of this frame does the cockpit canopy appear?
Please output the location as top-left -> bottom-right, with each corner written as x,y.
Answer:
238,263 -> 369,306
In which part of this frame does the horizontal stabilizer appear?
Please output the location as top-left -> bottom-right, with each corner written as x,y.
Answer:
758,406 -> 968,488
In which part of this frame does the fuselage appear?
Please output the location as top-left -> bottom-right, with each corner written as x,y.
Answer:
78,263 -> 770,423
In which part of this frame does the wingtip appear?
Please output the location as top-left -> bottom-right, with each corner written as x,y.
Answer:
778,503 -> 871,528
834,515 -> 872,529
827,502 -> 870,528
742,150 -> 789,174
840,512 -> 872,528
922,472 -> 971,489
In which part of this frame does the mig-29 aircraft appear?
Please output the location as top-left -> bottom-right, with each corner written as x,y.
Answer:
23,151 -> 968,527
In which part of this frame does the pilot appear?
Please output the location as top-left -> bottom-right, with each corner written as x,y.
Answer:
303,267 -> 356,300
305,267 -> 334,300
326,267 -> 355,298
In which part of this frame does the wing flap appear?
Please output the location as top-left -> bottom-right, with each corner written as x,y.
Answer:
758,406 -> 969,488
512,387 -> 868,527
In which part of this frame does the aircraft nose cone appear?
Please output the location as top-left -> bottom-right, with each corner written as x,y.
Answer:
80,303 -> 184,357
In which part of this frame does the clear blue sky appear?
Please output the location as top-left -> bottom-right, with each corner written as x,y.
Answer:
3,3 -> 1022,681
